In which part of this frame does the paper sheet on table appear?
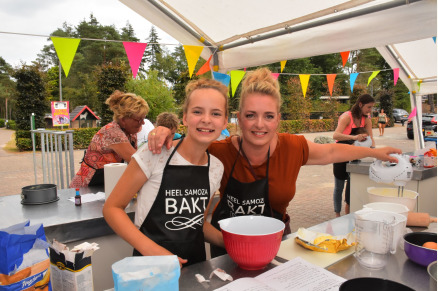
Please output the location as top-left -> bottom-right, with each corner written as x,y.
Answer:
214,257 -> 346,291
276,233 -> 355,268
68,192 -> 105,203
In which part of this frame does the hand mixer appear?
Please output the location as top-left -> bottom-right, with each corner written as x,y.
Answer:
369,154 -> 413,197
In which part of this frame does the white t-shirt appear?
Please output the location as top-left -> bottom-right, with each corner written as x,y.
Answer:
132,144 -> 224,227
137,119 -> 155,147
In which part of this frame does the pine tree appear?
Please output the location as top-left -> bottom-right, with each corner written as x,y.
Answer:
142,26 -> 163,72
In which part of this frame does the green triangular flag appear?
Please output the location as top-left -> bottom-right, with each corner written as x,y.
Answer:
230,70 -> 246,97
51,37 -> 81,77
367,71 -> 380,86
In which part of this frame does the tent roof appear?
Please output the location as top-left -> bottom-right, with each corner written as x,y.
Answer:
120,0 -> 436,76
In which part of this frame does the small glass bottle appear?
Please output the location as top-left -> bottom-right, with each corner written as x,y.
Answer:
75,188 -> 82,206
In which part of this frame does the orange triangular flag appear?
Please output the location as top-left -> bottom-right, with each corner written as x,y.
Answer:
280,60 -> 287,73
299,74 -> 310,98
230,70 -> 246,97
326,74 -> 337,96
51,37 -> 81,77
183,45 -> 204,78
340,51 -> 350,67
196,55 -> 212,76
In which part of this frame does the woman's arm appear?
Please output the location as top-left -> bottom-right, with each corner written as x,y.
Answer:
102,159 -> 188,266
108,143 -> 136,162
203,195 -> 224,248
333,114 -> 365,142
306,140 -> 402,165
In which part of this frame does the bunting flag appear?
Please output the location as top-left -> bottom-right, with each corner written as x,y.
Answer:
326,74 -> 336,96
280,60 -> 287,73
408,107 -> 417,122
393,68 -> 399,86
51,37 -> 81,77
417,80 -> 422,91
433,37 -> 436,44
123,42 -> 147,78
183,45 -> 204,78
230,70 -> 246,97
212,71 -> 231,87
367,71 -> 380,86
340,51 -> 350,67
271,73 -> 280,80
350,73 -> 359,92
299,74 -> 310,98
195,55 -> 212,76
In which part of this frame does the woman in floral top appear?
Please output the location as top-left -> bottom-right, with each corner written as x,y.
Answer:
70,90 -> 149,188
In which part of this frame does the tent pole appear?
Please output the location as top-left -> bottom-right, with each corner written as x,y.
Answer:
221,0 -> 423,51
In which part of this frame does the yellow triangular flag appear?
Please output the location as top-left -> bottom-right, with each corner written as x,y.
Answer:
51,37 -> 81,77
183,45 -> 204,78
367,71 -> 380,86
280,60 -> 287,73
230,70 -> 246,97
299,74 -> 310,98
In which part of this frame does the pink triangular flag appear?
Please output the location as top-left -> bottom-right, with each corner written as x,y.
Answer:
340,51 -> 350,67
271,73 -> 280,80
393,68 -> 399,86
196,55 -> 212,76
326,74 -> 336,96
408,107 -> 417,122
123,42 -> 148,78
299,74 -> 310,98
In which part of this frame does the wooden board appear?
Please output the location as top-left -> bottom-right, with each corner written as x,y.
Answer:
276,234 -> 355,268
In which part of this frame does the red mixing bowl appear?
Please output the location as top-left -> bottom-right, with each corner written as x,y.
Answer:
218,216 -> 285,270
403,232 -> 437,267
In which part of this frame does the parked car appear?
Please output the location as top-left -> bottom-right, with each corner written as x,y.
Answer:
393,108 -> 409,123
407,113 -> 437,139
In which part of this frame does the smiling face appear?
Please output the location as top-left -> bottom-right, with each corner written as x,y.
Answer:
238,93 -> 280,148
183,88 -> 227,145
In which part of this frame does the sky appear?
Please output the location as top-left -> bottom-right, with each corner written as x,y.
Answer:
0,0 -> 177,68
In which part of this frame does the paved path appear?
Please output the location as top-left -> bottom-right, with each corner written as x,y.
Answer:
0,124 -> 415,232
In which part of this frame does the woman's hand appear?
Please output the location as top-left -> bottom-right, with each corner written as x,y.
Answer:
355,134 -> 368,142
178,257 -> 188,268
148,126 -> 173,154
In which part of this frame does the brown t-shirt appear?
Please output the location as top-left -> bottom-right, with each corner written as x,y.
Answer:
208,133 -> 309,217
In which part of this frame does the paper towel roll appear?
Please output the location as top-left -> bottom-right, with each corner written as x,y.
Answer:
104,163 -> 127,200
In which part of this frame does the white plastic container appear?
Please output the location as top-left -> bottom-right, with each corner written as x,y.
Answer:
363,202 -> 409,218
367,187 -> 418,212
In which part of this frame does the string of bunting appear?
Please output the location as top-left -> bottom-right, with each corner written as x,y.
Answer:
3,32 -> 430,98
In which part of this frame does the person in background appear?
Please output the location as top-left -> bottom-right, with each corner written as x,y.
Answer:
103,79 -> 228,267
332,94 -> 376,217
137,118 -> 155,147
378,108 -> 389,136
148,68 -> 401,257
156,112 -> 182,140
70,90 -> 149,188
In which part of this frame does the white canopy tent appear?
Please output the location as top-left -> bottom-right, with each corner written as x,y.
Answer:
120,0 -> 437,148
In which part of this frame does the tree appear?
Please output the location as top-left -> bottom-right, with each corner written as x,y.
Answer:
0,57 -> 16,120
377,89 -> 395,122
13,65 -> 48,130
96,63 -> 129,125
142,26 -> 163,73
125,70 -> 176,121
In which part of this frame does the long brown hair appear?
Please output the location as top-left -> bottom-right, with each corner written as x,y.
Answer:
351,94 -> 374,120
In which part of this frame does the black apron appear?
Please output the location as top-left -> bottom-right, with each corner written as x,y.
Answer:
333,127 -> 361,180
211,138 -> 286,257
133,138 -> 211,266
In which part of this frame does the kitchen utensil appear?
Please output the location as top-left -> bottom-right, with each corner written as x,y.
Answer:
339,277 -> 414,291
367,187 -> 418,212
428,261 -> 437,291
354,209 -> 403,269
363,202 -> 409,217
369,154 -> 413,198
403,232 -> 437,267
218,216 -> 285,270
21,184 -> 58,205
407,212 -> 438,227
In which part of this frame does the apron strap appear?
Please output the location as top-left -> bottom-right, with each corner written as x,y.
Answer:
165,136 -> 210,167
237,137 -> 270,180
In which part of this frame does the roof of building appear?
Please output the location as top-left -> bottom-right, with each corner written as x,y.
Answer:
70,106 -> 100,121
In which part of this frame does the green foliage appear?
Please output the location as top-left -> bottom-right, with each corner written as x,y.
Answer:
13,65 -> 48,132
377,89 -> 395,126
125,71 -> 176,121
278,119 -> 336,133
283,78 -> 312,120
96,63 -> 129,125
71,127 -> 100,149
16,138 -> 33,151
0,119 -> 4,127
6,120 -> 16,130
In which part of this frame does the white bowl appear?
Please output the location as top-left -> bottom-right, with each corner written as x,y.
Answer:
367,187 -> 418,212
363,202 -> 409,218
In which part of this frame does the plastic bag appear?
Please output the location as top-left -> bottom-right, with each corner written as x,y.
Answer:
0,220 -> 51,290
